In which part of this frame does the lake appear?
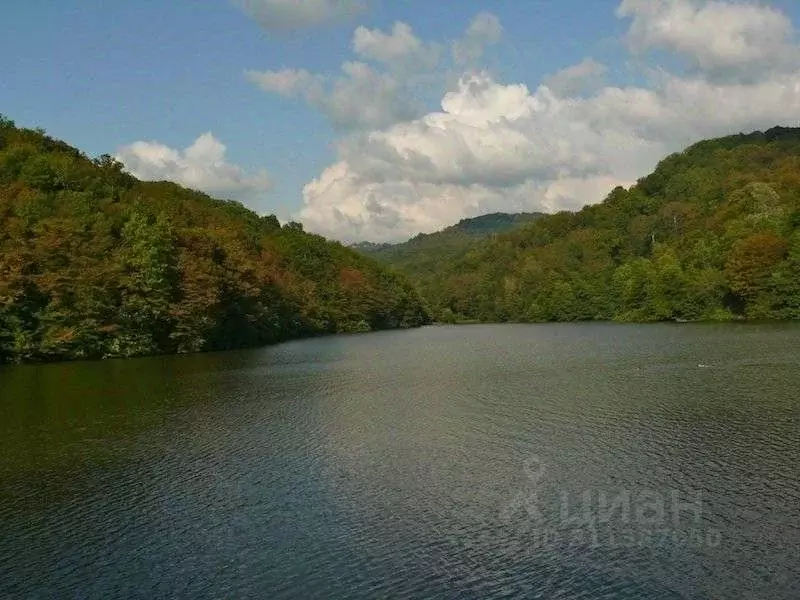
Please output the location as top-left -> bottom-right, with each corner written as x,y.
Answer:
1,323 -> 798,599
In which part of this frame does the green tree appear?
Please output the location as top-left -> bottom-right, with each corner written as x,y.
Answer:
109,207 -> 177,357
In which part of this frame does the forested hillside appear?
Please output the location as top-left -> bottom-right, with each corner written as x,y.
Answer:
366,127 -> 800,323
0,116 -> 430,363
355,212 -> 541,289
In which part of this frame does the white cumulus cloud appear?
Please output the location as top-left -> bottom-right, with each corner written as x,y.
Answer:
234,0 -> 365,31
618,0 -> 799,81
116,133 -> 272,204
296,72 -> 662,242
297,59 -> 800,242
299,159 -> 629,243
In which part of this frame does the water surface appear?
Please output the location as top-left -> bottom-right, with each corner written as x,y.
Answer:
1,324 -> 799,599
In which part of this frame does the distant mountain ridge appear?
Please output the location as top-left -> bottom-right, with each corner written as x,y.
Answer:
353,212 -> 543,249
437,212 -> 544,236
352,211 -> 543,279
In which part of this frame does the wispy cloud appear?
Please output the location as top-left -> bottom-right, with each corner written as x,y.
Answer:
234,0 -> 366,32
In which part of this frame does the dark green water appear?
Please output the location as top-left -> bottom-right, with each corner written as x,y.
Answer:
1,324 -> 798,599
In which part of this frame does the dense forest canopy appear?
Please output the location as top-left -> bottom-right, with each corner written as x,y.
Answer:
0,116 -> 430,363
357,127 -> 800,324
4,117 -> 799,366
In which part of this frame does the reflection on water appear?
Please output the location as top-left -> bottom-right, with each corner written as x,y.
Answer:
1,324 -> 799,599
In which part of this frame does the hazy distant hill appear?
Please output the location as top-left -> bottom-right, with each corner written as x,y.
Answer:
353,212 -> 543,279
444,212 -> 544,236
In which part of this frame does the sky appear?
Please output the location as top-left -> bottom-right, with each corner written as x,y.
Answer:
3,0 -> 800,243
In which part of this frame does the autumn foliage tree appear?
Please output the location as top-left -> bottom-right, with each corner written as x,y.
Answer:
0,116 -> 430,363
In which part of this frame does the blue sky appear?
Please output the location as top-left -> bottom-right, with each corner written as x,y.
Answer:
4,1 -> 800,241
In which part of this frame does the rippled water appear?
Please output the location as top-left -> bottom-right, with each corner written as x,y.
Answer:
1,324 -> 799,599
